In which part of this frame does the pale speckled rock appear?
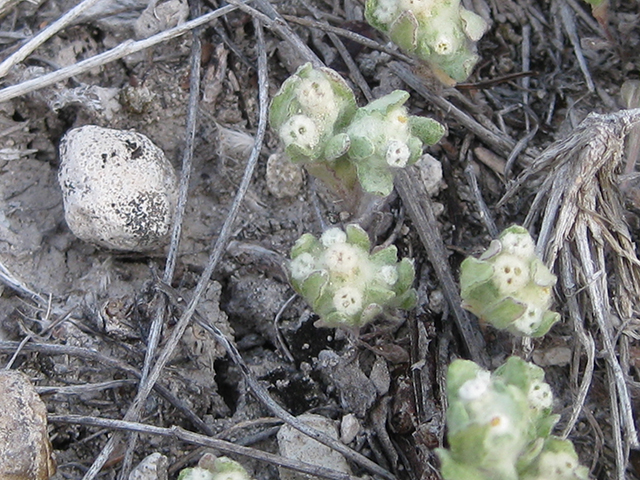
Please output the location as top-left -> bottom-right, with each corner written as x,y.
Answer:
266,152 -> 304,199
0,370 -> 56,480
277,414 -> 351,480
58,125 -> 178,251
129,452 -> 168,480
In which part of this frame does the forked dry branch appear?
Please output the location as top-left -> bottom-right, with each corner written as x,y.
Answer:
500,109 -> 640,480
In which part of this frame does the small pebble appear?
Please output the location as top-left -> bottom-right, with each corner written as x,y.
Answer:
277,414 -> 351,480
0,370 -> 56,480
340,414 -> 361,444
129,452 -> 168,480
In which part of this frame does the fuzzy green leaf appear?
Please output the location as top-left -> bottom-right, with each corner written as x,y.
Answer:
409,116 -> 446,145
345,224 -> 371,251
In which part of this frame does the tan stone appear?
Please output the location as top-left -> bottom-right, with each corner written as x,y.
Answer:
0,370 -> 55,480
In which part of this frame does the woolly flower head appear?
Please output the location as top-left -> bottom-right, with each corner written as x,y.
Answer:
501,228 -> 536,259
492,254 -> 530,295
333,286 -> 364,316
528,381 -> 553,411
458,370 -> 492,402
386,140 -> 411,167
290,252 -> 316,280
279,115 -> 319,151
287,224 -> 417,328
297,77 -> 338,119
324,243 -> 362,277
321,227 -> 347,247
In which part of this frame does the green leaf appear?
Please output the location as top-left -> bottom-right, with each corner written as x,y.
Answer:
291,233 -> 319,259
360,303 -> 384,324
409,116 -> 445,145
388,11 -> 419,52
530,310 -> 560,338
395,258 -> 415,293
366,285 -> 396,306
460,257 -> 494,295
324,133 -> 351,160
355,160 -> 395,196
269,75 -> 302,130
323,310 -> 351,327
345,224 -> 371,251
482,297 -> 527,329
348,135 -> 375,160
363,90 -> 410,116
370,245 -> 398,265
300,270 -> 328,304
393,288 -> 417,310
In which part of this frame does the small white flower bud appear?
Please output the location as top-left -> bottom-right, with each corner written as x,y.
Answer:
528,381 -> 553,411
279,115 -> 320,151
324,243 -> 361,276
179,468 -> 215,480
535,451 -> 580,478
297,78 -> 337,118
501,231 -> 536,259
386,140 -> 411,167
458,370 -> 491,401
379,265 -> 398,285
290,253 -> 316,280
373,0 -> 398,24
492,254 -> 530,294
333,286 -> 363,316
486,413 -> 511,435
321,228 -> 347,246
512,305 -> 542,336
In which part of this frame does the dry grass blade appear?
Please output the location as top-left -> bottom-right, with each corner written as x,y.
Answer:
0,0 -> 102,79
0,4 -> 239,103
501,108 -> 640,480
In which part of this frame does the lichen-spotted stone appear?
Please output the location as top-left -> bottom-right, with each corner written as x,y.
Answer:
58,125 -> 178,251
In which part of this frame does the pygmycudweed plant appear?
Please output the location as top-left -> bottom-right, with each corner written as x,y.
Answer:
288,224 -> 416,328
459,225 -> 560,337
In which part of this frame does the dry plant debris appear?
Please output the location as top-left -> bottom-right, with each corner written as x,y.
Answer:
0,0 -> 639,480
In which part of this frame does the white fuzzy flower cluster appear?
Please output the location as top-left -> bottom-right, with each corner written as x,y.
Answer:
287,224 -> 417,328
365,0 -> 488,83
279,115 -> 320,152
438,357 -> 589,480
461,225 -> 560,338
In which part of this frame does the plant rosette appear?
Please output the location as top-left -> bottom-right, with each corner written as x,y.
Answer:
364,0 -> 488,83
269,63 -> 357,164
343,90 -> 445,196
437,357 -> 587,480
288,224 -> 416,328
460,225 -> 560,337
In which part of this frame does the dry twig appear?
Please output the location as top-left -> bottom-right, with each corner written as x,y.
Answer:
0,0 -> 102,78
50,415 -> 360,480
